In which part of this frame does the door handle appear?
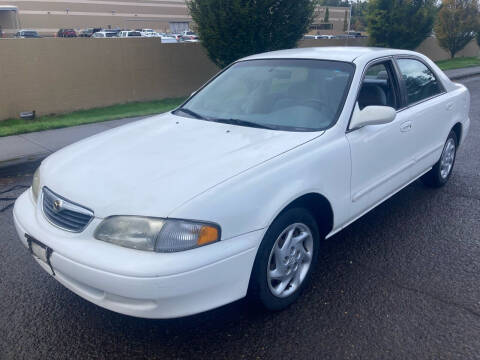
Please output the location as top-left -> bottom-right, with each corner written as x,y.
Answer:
446,102 -> 454,111
400,121 -> 412,132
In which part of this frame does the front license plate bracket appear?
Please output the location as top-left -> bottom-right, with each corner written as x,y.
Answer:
26,234 -> 55,275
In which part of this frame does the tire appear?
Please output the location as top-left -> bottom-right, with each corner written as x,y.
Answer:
422,131 -> 458,188
248,208 -> 320,311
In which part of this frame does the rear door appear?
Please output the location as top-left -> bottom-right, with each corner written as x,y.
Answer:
394,57 -> 447,171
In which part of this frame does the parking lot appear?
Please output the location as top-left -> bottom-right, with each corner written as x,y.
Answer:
0,76 -> 479,359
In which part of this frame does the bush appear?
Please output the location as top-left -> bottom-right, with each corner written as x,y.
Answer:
187,0 -> 317,68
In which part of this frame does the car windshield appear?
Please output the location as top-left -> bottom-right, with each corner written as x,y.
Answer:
176,59 -> 354,131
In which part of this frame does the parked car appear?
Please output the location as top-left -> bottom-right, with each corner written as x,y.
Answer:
182,37 -> 200,43
92,31 -> 117,38
141,29 -> 156,37
108,29 -> 122,36
15,29 -> 40,38
159,36 -> 177,43
303,35 -> 334,40
57,28 -> 77,38
118,30 -> 142,38
177,35 -> 199,42
345,31 -> 366,38
180,30 -> 199,41
79,28 -> 102,37
14,47 -> 470,319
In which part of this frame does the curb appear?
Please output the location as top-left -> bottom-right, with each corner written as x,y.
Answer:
446,68 -> 480,81
0,158 -> 43,178
0,152 -> 50,172
449,72 -> 480,80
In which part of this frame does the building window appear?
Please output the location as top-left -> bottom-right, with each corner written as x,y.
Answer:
310,23 -> 333,31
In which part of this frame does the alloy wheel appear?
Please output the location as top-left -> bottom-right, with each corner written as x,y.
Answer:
267,223 -> 314,298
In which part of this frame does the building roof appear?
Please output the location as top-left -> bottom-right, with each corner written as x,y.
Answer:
0,5 -> 18,11
242,47 -> 419,63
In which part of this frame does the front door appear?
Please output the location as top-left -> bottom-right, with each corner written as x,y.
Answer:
346,59 -> 419,222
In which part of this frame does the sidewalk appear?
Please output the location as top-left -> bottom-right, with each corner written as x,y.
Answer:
0,67 -> 479,169
443,66 -> 480,80
0,116 -> 144,168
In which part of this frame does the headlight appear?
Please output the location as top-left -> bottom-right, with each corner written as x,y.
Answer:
94,216 -> 220,252
32,167 -> 41,202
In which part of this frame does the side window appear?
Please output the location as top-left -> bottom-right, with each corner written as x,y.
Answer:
397,58 -> 442,105
358,62 -> 398,110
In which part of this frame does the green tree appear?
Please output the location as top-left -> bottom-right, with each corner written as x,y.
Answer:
351,1 -> 368,31
343,10 -> 348,31
324,7 -> 330,23
367,0 -> 438,49
187,0 -> 317,68
435,0 -> 480,58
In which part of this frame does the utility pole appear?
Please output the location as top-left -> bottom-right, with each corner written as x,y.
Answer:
346,1 -> 352,46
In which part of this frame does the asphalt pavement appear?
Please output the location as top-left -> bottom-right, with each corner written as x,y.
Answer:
0,77 -> 479,359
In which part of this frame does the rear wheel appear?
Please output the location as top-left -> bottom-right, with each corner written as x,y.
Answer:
248,208 -> 320,311
422,131 -> 457,188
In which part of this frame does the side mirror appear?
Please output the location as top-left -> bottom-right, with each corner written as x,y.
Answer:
350,103 -> 396,130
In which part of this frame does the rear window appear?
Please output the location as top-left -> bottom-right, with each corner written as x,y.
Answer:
397,58 -> 442,105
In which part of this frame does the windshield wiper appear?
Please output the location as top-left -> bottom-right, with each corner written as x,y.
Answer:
174,107 -> 208,120
211,118 -> 277,130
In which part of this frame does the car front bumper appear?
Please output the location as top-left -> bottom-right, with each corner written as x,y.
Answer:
13,190 -> 261,319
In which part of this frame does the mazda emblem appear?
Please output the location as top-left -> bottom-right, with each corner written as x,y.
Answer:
53,199 -> 63,213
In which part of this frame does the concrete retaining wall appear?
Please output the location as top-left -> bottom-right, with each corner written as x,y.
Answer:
416,37 -> 479,61
0,38 -> 219,121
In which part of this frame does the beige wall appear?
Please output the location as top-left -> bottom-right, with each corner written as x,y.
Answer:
0,38 -> 218,121
299,38 -> 368,48
0,36 -> 478,122
415,37 -> 480,62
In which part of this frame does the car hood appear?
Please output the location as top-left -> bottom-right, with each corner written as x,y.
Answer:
41,113 -> 322,218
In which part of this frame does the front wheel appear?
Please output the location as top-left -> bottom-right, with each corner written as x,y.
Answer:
248,208 -> 320,311
422,131 -> 458,188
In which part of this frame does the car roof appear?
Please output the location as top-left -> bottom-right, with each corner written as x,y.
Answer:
241,47 -> 421,63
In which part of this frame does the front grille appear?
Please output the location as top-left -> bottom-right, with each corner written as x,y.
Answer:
42,187 -> 94,232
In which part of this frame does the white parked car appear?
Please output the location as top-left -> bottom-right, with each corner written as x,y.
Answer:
92,31 -> 116,38
15,29 -> 40,38
117,30 -> 142,38
13,47 -> 470,319
182,30 -> 196,36
159,36 -> 177,43
141,28 -> 156,37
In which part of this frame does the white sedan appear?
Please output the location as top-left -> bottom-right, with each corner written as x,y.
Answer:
13,47 -> 470,318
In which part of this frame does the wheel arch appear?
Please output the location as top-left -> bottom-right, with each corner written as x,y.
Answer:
275,192 -> 334,239
452,122 -> 462,146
